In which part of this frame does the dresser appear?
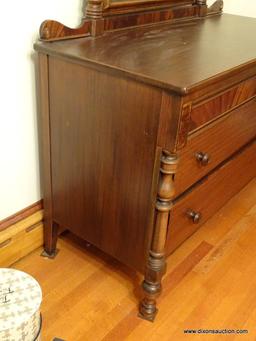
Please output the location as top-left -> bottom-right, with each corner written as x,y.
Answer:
34,0 -> 256,321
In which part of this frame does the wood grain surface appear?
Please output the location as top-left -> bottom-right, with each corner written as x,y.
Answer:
0,211 -> 43,267
34,14 -> 256,94
38,54 -> 58,255
190,76 -> 256,132
0,200 -> 42,232
166,140 -> 256,255
48,56 -> 162,271
103,4 -> 196,31
12,178 -> 256,340
34,8 -> 256,321
39,20 -> 91,41
175,98 -> 256,196
39,0 -> 212,42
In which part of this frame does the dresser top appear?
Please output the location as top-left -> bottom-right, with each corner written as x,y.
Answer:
35,14 -> 256,94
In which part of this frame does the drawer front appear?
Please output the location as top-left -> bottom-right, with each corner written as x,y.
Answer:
166,139 -> 256,256
175,98 -> 256,197
189,76 -> 256,132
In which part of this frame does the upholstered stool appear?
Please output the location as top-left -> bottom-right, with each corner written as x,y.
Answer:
0,268 -> 42,341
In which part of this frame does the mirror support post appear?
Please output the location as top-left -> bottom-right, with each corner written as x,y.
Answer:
196,0 -> 208,16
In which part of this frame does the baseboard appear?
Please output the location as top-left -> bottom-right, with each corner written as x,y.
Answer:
0,201 -> 44,267
0,200 -> 43,231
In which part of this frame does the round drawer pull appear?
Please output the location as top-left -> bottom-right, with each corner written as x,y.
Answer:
187,210 -> 202,224
195,151 -> 210,166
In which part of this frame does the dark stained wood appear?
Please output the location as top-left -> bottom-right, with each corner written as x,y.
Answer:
142,146 -> 162,273
103,240 -> 213,340
103,4 -> 197,31
0,200 -> 42,232
197,0 -> 223,17
35,15 -> 256,95
173,77 -> 256,152
190,76 -> 256,132
35,4 -> 256,321
184,64 -> 256,105
48,56 -> 162,271
39,20 -> 91,42
157,93 -> 185,153
105,0 -> 195,14
196,0 -> 207,16
207,0 -> 223,16
86,0 -> 104,19
175,98 -> 256,196
166,140 -> 256,255
37,54 -> 59,256
39,1 -> 205,41
139,153 -> 179,321
157,92 -> 174,149
175,102 -> 192,150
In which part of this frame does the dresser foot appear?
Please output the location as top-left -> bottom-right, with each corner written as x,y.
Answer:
138,282 -> 159,322
43,221 -> 59,257
41,248 -> 59,259
139,254 -> 165,322
138,305 -> 158,322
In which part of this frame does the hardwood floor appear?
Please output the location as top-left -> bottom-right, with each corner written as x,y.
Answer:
13,178 -> 256,340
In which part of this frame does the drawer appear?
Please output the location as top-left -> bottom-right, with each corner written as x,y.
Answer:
166,139 -> 256,256
175,98 -> 256,197
189,76 -> 256,132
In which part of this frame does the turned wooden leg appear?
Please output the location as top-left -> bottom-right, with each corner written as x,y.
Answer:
139,152 -> 179,322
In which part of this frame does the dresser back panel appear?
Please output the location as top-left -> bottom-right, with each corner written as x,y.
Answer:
48,57 -> 162,271
103,5 -> 197,31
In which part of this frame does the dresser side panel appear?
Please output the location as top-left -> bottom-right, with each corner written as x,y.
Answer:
48,57 -> 162,271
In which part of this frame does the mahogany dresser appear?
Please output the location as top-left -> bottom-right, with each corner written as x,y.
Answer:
35,0 -> 256,321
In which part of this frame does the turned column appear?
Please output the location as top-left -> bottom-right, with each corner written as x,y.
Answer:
85,0 -> 104,36
85,0 -> 103,19
196,0 -> 208,16
139,152 -> 179,322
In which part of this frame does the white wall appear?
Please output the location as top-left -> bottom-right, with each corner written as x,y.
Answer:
0,0 -> 255,221
0,0 -> 83,220
224,0 -> 256,17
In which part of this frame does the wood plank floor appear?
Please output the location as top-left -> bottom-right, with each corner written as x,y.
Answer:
12,178 -> 256,341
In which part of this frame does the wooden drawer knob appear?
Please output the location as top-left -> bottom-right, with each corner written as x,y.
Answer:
187,210 -> 202,224
195,151 -> 210,166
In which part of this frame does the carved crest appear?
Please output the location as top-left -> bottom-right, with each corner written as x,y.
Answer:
39,0 -> 224,41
